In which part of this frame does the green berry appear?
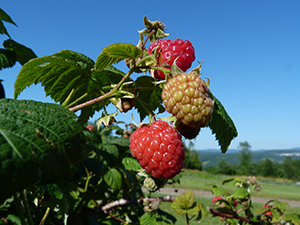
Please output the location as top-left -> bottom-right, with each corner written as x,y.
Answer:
162,72 -> 214,129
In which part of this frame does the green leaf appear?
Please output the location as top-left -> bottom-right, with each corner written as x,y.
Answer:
211,186 -> 225,197
14,50 -> 112,124
102,135 -> 130,147
274,199 -> 287,211
282,214 -> 300,224
122,157 -> 141,171
140,212 -> 156,225
104,168 -> 122,190
133,76 -> 163,121
222,178 -> 235,185
3,39 -> 37,65
95,43 -> 142,71
233,187 -> 249,199
172,190 -> 200,216
0,9 -> 17,38
0,48 -> 16,70
14,53 -> 89,101
0,99 -> 84,203
100,143 -> 119,157
208,91 -> 238,153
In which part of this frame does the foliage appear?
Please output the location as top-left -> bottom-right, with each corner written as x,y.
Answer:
0,14 -> 299,225
184,142 -> 202,170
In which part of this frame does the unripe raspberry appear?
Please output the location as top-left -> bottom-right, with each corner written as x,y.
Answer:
130,120 -> 185,179
162,72 -> 214,129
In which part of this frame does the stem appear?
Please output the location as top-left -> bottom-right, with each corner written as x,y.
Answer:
141,30 -> 155,49
39,207 -> 50,225
64,92 -> 89,108
185,214 -> 190,225
84,167 -> 92,192
21,190 -> 34,225
69,67 -> 135,112
61,88 -> 75,107
13,193 -> 26,225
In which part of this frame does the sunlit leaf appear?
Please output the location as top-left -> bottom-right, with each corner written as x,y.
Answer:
208,91 -> 238,153
95,43 -> 142,71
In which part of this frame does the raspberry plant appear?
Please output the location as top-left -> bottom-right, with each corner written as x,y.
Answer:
1,16 -> 299,225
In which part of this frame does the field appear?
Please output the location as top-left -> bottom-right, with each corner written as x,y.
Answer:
145,169 -> 300,224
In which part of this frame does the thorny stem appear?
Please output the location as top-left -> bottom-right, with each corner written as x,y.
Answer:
68,67 -> 136,112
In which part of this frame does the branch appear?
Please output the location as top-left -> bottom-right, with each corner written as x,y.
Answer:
208,207 -> 261,225
64,196 -> 176,224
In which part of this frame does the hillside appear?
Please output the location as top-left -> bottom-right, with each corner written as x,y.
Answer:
198,148 -> 300,168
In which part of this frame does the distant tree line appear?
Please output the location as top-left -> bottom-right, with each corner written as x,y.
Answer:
204,141 -> 300,180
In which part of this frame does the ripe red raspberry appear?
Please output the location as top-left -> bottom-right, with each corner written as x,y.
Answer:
148,38 -> 195,80
129,120 -> 185,179
86,124 -> 95,131
212,196 -> 222,204
162,72 -> 214,129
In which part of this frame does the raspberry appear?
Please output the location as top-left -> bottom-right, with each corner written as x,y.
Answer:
175,121 -> 200,140
162,72 -> 214,129
148,38 -> 195,79
86,125 -> 95,131
129,120 -> 185,179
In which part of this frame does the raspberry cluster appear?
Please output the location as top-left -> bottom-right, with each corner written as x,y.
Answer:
148,39 -> 195,79
129,120 -> 185,179
162,72 -> 214,129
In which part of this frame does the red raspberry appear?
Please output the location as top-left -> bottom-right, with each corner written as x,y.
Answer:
86,124 -> 95,131
129,120 -> 185,179
212,196 -> 222,204
148,38 -> 195,80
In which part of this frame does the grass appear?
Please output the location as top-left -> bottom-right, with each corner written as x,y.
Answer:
166,169 -> 300,201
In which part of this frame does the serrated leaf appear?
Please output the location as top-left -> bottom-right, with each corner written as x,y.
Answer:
3,39 -> 37,65
0,48 -> 16,70
233,187 -> 249,199
0,9 -> 17,38
53,50 -> 94,70
122,157 -> 141,171
133,76 -> 163,121
172,190 -> 200,216
104,168 -> 122,190
14,54 -> 89,101
208,91 -> 238,153
0,99 -> 84,203
95,43 -> 142,71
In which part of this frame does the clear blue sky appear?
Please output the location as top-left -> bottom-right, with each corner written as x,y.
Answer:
1,1 -> 300,151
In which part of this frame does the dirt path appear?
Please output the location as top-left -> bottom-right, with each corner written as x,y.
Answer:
155,187 -> 300,208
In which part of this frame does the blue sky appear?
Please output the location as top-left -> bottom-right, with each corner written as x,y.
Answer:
1,1 -> 300,151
